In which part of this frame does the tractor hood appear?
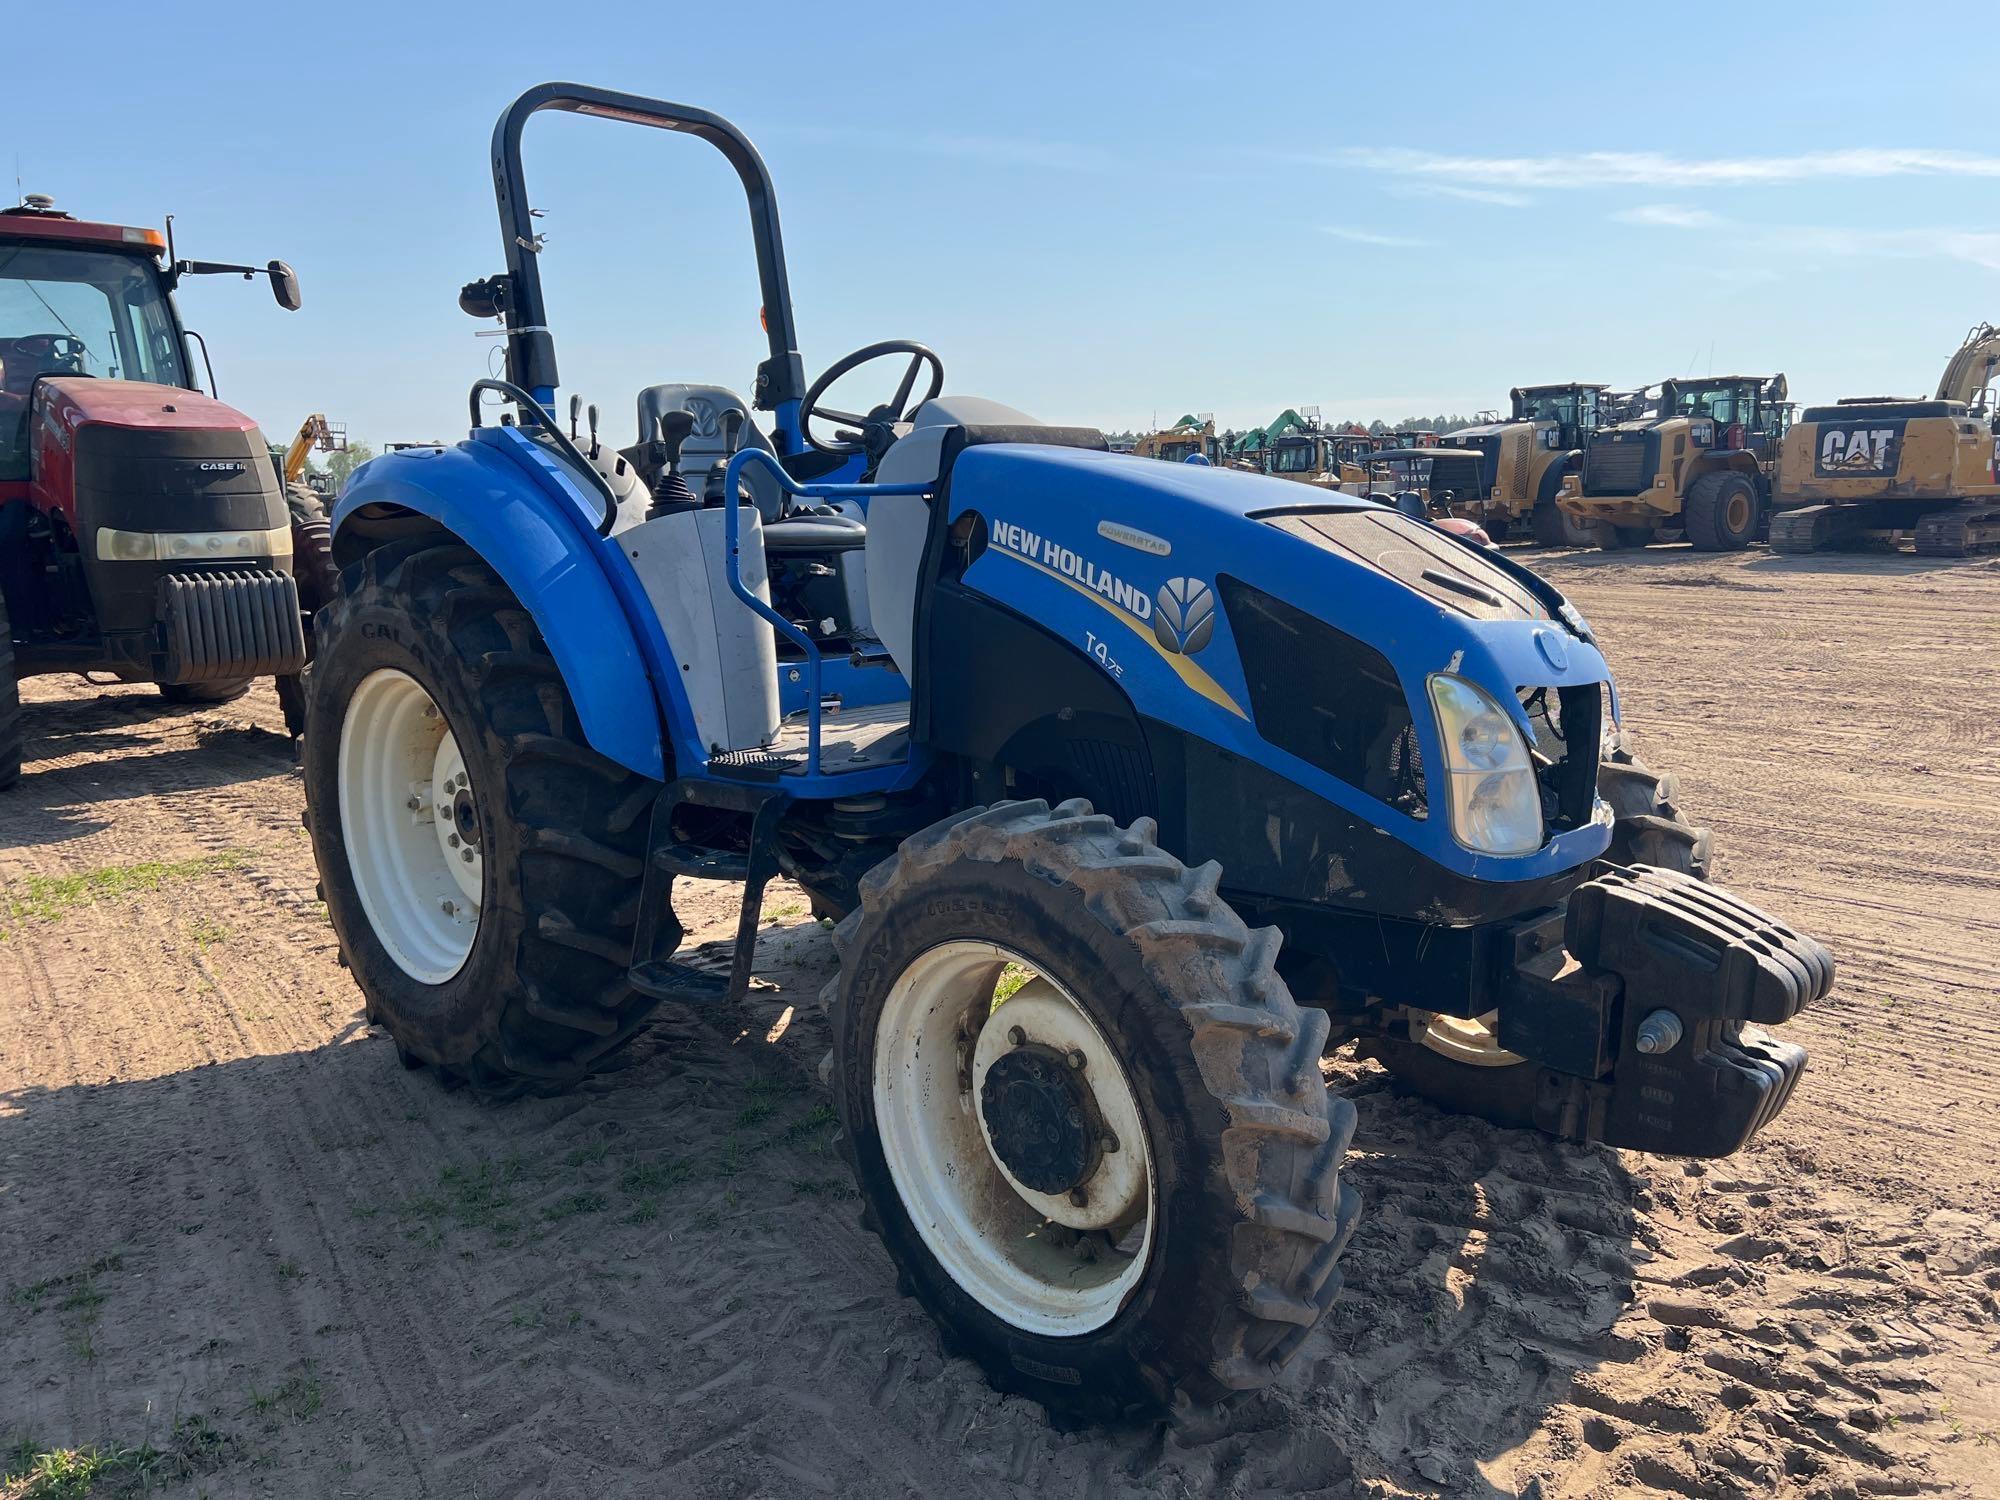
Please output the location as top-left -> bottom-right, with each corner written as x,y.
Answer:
948,444 -> 1614,883
34,377 -> 261,443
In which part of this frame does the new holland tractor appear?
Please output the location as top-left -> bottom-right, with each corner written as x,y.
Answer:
304,85 -> 1833,1420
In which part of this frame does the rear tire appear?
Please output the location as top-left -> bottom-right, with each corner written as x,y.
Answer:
828,799 -> 1360,1419
1598,524 -> 1655,551
303,539 -> 662,1096
280,484 -> 338,738
0,593 -> 20,791
1533,500 -> 1599,547
1684,472 -> 1760,551
158,680 -> 251,705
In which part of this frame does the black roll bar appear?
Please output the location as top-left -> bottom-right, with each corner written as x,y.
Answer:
489,82 -> 807,413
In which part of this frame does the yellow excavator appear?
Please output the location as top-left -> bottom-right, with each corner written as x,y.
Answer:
1770,323 -> 2000,556
1132,414 -> 1220,464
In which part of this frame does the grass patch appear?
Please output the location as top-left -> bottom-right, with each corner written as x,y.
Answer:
543,1192 -> 606,1221
245,1365 -> 323,1425
0,853 -> 243,937
4,1414 -> 237,1498
991,961 -> 1034,1009
790,1176 -> 858,1201
618,1157 -> 690,1196
185,916 -> 230,953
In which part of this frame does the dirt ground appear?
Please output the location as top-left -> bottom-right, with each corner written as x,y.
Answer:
3,543 -> 1997,1498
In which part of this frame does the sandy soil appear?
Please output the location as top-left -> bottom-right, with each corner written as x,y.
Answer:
2,544 -> 1997,1498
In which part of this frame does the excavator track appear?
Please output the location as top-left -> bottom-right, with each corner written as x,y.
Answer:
1767,504 -> 1880,554
1913,506 -> 2000,557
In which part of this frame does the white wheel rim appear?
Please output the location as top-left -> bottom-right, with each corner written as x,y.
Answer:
337,668 -> 481,983
872,941 -> 1155,1337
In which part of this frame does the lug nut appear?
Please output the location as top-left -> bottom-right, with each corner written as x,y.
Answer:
448,833 -> 460,848
1066,1049 -> 1087,1072
1635,1009 -> 1684,1055
1007,1026 -> 1026,1047
405,795 -> 421,811
1068,1188 -> 1089,1208
460,849 -> 474,863
440,899 -> 456,916
1101,1132 -> 1120,1154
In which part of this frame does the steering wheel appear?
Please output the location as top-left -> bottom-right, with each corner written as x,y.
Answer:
799,340 -> 943,455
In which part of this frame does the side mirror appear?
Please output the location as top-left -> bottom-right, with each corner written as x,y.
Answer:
269,260 -> 302,311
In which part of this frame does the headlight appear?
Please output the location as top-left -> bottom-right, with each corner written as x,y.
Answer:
1427,673 -> 1542,854
95,525 -> 293,563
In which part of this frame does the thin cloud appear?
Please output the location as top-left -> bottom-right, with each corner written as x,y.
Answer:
1614,204 -> 1724,228
1396,183 -> 1532,208
1320,226 -> 1430,248
1332,146 -> 2000,189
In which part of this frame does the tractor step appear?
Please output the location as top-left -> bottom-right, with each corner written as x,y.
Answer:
628,778 -> 792,1007
627,958 -> 732,1006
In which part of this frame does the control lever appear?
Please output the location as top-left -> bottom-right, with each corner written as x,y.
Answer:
568,393 -> 582,441
586,403 -> 601,460
705,407 -> 749,502
647,409 -> 700,520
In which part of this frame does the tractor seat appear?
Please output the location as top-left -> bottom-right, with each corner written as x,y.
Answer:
634,383 -> 784,521
763,509 -> 866,553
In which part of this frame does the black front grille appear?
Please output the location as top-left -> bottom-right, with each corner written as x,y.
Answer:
1218,576 -> 1426,817
1585,435 -> 1651,495
1517,683 -> 1603,831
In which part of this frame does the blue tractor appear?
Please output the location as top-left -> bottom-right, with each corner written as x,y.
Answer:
304,85 -> 1832,1419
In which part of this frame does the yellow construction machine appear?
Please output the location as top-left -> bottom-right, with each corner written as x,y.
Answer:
1770,323 -> 2000,556
1561,375 -> 1791,550
1450,383 -> 1602,545
1133,414 -> 1220,464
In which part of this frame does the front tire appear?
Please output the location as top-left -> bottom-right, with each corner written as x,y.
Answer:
279,483 -> 339,737
0,593 -> 20,790
1684,472 -> 1760,551
828,799 -> 1360,1418
1597,523 -> 1656,551
304,539 -> 662,1095
1367,728 -> 1712,1121
1533,500 -> 1599,548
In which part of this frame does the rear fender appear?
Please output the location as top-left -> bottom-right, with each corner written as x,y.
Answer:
330,439 -> 671,779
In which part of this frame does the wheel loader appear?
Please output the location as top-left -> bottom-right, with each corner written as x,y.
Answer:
1770,322 -> 2000,556
1561,374 -> 1793,550
304,84 -> 1834,1422
1451,383 -> 1603,546
1132,414 -> 1219,464
0,197 -> 331,788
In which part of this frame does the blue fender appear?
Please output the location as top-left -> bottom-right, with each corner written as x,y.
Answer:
330,437 -> 669,780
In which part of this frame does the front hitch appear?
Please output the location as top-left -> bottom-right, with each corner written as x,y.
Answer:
1499,864 -> 1833,1156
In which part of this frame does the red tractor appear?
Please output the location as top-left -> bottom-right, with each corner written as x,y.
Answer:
0,196 -> 333,787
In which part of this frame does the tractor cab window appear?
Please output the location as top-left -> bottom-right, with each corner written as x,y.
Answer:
0,243 -> 187,479
1272,440 -> 1316,473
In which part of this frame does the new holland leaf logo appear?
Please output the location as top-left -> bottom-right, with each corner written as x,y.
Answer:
1152,578 -> 1215,655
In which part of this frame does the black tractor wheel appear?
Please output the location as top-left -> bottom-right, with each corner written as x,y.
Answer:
0,593 -> 20,791
278,483 -> 339,736
1363,727 -> 1712,1123
1532,500 -> 1599,548
1597,523 -> 1656,551
1683,471 -> 1760,551
1599,729 -> 1712,877
303,538 -> 662,1096
827,798 -> 1361,1419
158,680 -> 251,705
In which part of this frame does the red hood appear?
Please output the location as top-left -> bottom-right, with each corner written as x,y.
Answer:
38,377 -> 260,435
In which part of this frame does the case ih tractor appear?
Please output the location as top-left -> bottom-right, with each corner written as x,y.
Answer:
304,85 -> 1833,1420
0,196 -> 328,788
1562,375 -> 1793,551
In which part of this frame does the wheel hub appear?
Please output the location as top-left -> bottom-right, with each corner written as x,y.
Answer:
978,1044 -> 1103,1195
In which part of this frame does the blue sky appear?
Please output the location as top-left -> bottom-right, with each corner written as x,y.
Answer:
12,2 -> 1996,447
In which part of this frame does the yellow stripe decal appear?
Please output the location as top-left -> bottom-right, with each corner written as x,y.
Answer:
1000,550 -> 1248,719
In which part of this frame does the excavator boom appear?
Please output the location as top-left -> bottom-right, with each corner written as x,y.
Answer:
1934,322 -> 2000,408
